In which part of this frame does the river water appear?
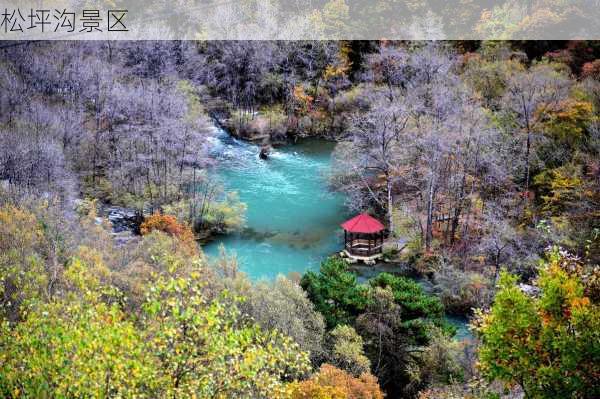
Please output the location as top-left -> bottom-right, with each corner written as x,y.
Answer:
203,126 -> 472,339
203,126 -> 349,280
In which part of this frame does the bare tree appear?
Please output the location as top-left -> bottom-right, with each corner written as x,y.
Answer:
477,205 -> 522,286
344,93 -> 409,233
335,43 -> 503,252
502,65 -> 570,195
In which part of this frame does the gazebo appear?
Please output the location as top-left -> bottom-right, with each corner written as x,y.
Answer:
341,213 -> 385,263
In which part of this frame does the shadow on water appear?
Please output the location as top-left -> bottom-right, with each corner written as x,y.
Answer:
238,227 -> 329,250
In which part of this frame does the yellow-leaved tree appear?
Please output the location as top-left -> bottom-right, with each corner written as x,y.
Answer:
474,248 -> 600,398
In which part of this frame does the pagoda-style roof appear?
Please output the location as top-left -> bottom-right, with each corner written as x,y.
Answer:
341,213 -> 385,234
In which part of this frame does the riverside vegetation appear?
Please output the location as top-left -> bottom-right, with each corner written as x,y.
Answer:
0,40 -> 599,398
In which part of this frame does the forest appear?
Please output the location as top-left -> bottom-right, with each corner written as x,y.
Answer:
0,39 -> 599,398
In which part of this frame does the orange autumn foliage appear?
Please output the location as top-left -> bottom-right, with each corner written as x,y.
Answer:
140,213 -> 197,254
581,59 -> 600,80
289,364 -> 384,399
293,85 -> 314,115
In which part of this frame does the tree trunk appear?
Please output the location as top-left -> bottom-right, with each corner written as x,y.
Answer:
386,177 -> 394,236
525,129 -> 531,194
450,174 -> 467,245
425,174 -> 436,252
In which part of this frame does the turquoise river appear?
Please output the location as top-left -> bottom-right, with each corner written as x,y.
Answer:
203,126 -> 350,280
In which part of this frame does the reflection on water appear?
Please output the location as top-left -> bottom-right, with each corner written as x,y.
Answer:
203,126 -> 349,280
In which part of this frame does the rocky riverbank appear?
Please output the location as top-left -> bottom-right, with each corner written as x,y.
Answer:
210,106 -> 342,148
96,205 -> 145,246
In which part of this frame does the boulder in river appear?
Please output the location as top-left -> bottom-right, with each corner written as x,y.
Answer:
259,145 -> 271,160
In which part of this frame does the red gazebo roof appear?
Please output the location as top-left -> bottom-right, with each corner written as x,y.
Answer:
341,213 -> 385,234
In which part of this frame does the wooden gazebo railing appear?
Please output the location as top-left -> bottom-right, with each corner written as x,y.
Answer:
344,234 -> 384,257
